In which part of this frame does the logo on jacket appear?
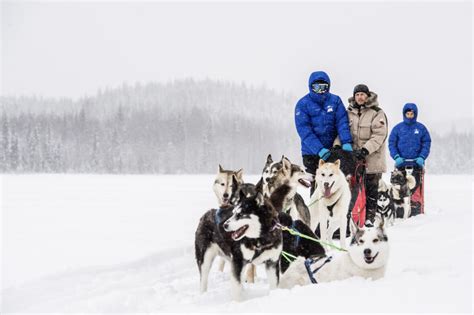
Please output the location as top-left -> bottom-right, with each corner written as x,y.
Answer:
327,106 -> 333,113
414,129 -> 419,134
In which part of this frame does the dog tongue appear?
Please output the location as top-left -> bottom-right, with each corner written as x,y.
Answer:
324,187 -> 331,197
231,225 -> 248,240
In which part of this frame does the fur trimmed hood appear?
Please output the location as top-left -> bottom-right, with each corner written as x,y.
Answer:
348,92 -> 380,109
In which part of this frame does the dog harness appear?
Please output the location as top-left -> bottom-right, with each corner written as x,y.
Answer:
377,204 -> 390,214
326,196 -> 341,217
304,256 -> 333,284
247,241 -> 278,262
214,208 -> 222,225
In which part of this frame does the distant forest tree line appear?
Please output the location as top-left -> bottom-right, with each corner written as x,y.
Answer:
0,79 -> 471,174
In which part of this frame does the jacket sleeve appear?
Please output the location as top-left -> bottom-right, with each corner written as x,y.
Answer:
295,100 -> 324,155
419,124 -> 431,159
335,97 -> 352,145
362,110 -> 388,154
388,125 -> 400,159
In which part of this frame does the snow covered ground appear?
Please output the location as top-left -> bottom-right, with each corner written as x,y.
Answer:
1,174 -> 472,313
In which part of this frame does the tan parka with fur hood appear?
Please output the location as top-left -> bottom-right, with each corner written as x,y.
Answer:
347,92 -> 388,174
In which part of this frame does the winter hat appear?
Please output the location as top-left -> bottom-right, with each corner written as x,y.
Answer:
353,84 -> 370,97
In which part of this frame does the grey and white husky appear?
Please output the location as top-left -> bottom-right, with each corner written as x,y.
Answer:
256,154 -> 312,226
309,159 -> 352,249
195,177 -> 289,301
279,215 -> 390,288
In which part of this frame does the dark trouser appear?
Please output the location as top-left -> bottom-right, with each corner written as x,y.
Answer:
302,155 -> 321,196
365,173 -> 382,223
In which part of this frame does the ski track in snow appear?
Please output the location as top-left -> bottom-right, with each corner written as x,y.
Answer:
1,174 -> 472,313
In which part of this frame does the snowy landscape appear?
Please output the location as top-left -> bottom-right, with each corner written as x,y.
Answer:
1,173 -> 472,313
1,1 -> 472,313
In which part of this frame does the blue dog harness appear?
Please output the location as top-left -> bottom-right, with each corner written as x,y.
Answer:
214,208 -> 223,225
304,256 -> 333,284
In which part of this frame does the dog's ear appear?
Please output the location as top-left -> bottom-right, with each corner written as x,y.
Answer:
219,164 -> 224,173
235,168 -> 243,182
350,218 -> 360,235
232,174 -> 240,196
266,154 -> 273,164
318,159 -> 325,168
334,159 -> 341,169
282,156 -> 291,174
255,192 -> 264,207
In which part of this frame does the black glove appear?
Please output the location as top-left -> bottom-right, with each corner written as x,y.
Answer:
354,148 -> 369,160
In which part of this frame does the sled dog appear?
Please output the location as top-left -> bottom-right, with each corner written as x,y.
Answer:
279,215 -> 389,288
389,169 -> 416,219
256,154 -> 312,226
309,159 -> 352,249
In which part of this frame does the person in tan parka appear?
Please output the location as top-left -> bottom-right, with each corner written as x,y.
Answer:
347,84 -> 388,226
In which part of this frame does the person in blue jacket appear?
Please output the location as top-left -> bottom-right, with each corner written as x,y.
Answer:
294,71 -> 353,195
388,103 -> 431,169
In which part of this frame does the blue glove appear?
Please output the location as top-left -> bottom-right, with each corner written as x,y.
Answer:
415,157 -> 425,167
342,143 -> 353,152
318,148 -> 331,161
394,155 -> 405,167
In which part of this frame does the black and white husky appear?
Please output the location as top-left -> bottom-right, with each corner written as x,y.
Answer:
390,169 -> 417,219
377,179 -> 395,225
195,178 -> 287,301
256,154 -> 312,226
279,215 -> 390,288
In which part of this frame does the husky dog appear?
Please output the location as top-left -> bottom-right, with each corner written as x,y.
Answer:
279,215 -> 390,289
277,211 -> 325,274
213,165 -> 243,207
256,155 -> 312,226
195,178 -> 287,301
390,169 -> 416,219
254,158 -> 326,274
377,179 -> 394,225
309,159 -> 352,249
212,165 -> 245,273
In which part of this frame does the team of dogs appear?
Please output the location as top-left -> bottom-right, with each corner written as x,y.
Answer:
195,153 -> 418,300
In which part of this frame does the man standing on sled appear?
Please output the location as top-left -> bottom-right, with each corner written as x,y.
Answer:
388,103 -> 431,178
347,84 -> 388,227
294,71 -> 353,196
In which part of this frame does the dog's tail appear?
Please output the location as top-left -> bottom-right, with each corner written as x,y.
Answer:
406,174 -> 416,191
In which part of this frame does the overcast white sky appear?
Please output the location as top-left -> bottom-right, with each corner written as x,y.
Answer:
1,1 -> 472,129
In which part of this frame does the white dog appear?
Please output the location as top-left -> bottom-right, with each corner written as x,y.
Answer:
309,159 -> 351,249
279,215 -> 390,288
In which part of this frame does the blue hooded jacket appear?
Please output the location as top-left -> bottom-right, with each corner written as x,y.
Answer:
294,71 -> 352,155
388,103 -> 431,160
